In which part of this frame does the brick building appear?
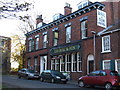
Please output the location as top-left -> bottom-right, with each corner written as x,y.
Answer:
25,1 -> 120,80
0,36 -> 11,74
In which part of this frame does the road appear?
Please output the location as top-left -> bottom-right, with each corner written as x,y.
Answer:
2,75 -> 101,90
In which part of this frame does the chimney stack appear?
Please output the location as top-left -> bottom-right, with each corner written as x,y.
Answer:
36,15 -> 43,28
36,15 -> 43,25
64,3 -> 72,16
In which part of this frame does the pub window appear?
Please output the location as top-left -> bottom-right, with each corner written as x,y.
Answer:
53,31 -> 59,46
81,20 -> 88,39
66,54 -> 71,72
60,55 -> 65,72
77,52 -> 82,72
66,26 -> 71,43
72,53 -> 77,72
55,59 -> 60,71
51,60 -> 55,70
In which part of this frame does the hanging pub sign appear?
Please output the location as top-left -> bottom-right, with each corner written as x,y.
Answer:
97,9 -> 107,28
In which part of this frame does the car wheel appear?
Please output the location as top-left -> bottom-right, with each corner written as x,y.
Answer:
105,83 -> 112,90
18,75 -> 21,79
26,75 -> 29,80
40,77 -> 44,82
51,78 -> 55,83
78,80 -> 85,87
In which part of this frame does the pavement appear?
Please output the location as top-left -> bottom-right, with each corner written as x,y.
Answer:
67,80 -> 78,85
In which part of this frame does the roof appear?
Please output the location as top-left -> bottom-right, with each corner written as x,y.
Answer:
98,20 -> 120,36
25,2 -> 105,37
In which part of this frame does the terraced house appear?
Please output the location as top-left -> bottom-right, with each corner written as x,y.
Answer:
25,1 -> 120,80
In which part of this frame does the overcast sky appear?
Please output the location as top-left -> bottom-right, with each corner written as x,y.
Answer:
0,0 -> 105,37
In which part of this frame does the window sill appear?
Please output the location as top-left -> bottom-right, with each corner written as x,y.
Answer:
101,50 -> 111,54
82,37 -> 87,40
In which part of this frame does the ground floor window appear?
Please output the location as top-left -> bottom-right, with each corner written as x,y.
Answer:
51,52 -> 82,72
55,59 -> 60,70
34,57 -> 38,72
103,60 -> 110,70
66,54 -> 71,72
27,58 -> 31,69
51,59 -> 55,70
60,55 -> 65,72
115,59 -> 120,74
77,52 -> 82,72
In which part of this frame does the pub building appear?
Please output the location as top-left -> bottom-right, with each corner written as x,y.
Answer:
25,0 -> 120,80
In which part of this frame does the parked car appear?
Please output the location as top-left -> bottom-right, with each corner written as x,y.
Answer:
18,68 -> 40,79
40,70 -> 69,83
78,70 -> 120,90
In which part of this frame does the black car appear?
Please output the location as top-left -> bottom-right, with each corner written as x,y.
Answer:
18,68 -> 40,79
40,70 -> 68,83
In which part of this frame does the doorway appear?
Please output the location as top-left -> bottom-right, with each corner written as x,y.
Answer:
87,54 -> 94,74
40,56 -> 47,74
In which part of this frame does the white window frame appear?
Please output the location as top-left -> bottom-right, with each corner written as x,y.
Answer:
55,59 -> 60,70
71,53 -> 77,72
51,59 -> 55,70
60,55 -> 65,72
53,31 -> 59,46
115,59 -> 120,74
35,37 -> 39,50
65,54 -> 71,72
43,34 -> 47,48
77,52 -> 82,72
66,26 -> 71,43
81,20 -> 87,39
102,35 -> 111,53
28,40 -> 32,52
103,60 -> 110,70
42,56 -> 47,70
34,58 -> 38,72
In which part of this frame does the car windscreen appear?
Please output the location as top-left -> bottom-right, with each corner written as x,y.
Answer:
52,71 -> 63,76
28,70 -> 35,73
110,71 -> 119,76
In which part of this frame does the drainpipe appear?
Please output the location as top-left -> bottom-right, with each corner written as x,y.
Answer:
91,31 -> 97,71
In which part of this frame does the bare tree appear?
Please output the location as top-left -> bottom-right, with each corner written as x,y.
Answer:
0,0 -> 33,19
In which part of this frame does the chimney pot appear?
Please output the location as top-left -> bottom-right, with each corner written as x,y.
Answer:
64,3 -> 72,16
36,15 -> 43,25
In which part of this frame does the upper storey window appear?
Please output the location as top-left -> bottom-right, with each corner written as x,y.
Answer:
81,20 -> 88,39
66,26 -> 71,43
35,35 -> 39,50
43,32 -> 47,48
102,35 -> 111,53
65,23 -> 71,43
28,37 -> 34,52
53,31 -> 59,46
52,28 -> 59,46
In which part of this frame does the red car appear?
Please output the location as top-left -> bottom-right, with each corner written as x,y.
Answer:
78,70 -> 120,90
